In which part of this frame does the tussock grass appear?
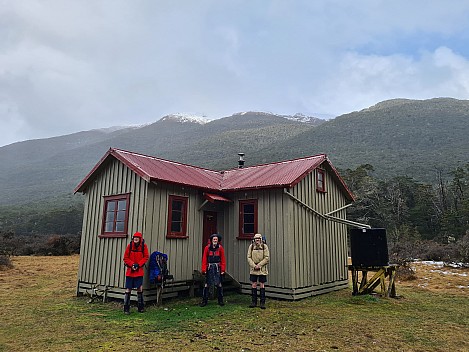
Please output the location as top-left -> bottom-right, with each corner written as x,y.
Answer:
1,256 -> 468,351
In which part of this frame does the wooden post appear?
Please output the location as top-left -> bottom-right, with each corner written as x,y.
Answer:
348,265 -> 398,298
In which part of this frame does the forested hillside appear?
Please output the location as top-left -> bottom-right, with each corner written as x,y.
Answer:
1,99 -> 469,262
253,98 -> 469,182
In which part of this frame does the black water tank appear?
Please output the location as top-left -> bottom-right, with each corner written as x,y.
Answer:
350,228 -> 389,267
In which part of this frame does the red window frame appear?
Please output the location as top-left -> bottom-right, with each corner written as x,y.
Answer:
167,195 -> 189,238
100,193 -> 130,238
238,199 -> 258,239
316,169 -> 326,193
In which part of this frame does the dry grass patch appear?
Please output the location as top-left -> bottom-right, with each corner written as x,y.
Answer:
0,256 -> 468,352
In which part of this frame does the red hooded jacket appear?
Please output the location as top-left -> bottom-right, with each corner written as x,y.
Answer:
201,243 -> 226,274
123,232 -> 149,278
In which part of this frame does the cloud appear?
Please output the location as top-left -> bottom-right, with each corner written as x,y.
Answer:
2,1 -> 469,146
302,47 -> 469,115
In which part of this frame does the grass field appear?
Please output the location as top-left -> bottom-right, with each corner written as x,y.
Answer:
1,256 -> 468,352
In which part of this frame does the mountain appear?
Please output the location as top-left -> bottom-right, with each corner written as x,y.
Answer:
0,111 -> 322,206
250,98 -> 469,181
1,98 -> 469,209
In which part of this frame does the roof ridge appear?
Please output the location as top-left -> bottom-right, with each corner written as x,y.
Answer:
111,148 -> 222,175
223,153 -> 327,172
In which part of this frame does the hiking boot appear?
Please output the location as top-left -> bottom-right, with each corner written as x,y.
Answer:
123,292 -> 131,314
137,292 -> 145,313
260,288 -> 266,309
217,286 -> 224,306
199,287 -> 208,307
249,288 -> 257,308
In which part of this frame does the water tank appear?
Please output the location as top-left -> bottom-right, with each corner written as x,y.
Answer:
350,228 -> 389,267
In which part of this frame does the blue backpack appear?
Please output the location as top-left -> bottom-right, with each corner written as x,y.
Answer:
149,251 -> 171,285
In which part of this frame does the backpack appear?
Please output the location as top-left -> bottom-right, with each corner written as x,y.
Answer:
149,251 -> 173,285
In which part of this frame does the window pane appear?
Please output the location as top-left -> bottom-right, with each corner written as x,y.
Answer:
172,200 -> 183,211
243,204 -> 254,213
115,222 -> 124,232
105,222 -> 114,232
244,224 -> 254,234
172,211 -> 182,222
171,222 -> 181,232
106,212 -> 115,222
244,214 -> 254,224
117,200 -> 127,211
107,201 -> 116,211
116,210 -> 126,221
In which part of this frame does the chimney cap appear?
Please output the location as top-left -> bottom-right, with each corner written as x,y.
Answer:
238,153 -> 245,168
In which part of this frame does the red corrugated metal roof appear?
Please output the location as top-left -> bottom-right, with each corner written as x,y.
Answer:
113,149 -> 222,189
220,155 -> 325,191
74,148 -> 354,201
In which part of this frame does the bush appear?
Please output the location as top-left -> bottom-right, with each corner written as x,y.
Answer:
0,255 -> 13,270
457,233 -> 469,263
389,239 -> 462,263
396,262 -> 417,281
0,232 -> 81,256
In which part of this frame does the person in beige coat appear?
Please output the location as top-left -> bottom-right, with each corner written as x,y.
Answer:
247,233 -> 270,309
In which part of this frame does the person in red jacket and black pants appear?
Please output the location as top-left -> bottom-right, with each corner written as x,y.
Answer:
123,232 -> 149,314
200,233 -> 226,307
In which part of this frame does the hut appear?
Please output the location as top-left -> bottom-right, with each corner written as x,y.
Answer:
74,148 -> 357,301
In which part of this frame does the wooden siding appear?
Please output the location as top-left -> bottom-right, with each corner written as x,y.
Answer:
143,183 -> 205,283
78,159 -> 148,290
225,188 -> 292,290
289,162 -> 349,290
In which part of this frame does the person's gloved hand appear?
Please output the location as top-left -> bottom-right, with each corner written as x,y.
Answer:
132,263 -> 139,271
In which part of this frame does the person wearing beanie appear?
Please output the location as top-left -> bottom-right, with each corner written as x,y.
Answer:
122,231 -> 149,314
200,233 -> 226,307
247,233 -> 270,309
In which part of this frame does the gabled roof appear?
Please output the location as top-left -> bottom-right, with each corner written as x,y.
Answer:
74,148 -> 354,201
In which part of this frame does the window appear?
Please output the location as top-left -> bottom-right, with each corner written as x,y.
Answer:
238,199 -> 258,239
167,195 -> 188,238
316,169 -> 326,192
101,193 -> 130,238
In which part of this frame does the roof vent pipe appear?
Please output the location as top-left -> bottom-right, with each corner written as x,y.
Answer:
238,153 -> 245,168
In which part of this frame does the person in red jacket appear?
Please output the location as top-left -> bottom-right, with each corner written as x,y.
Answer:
200,233 -> 226,307
123,231 -> 149,314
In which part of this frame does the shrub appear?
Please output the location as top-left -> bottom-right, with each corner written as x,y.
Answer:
0,232 -> 81,256
0,255 -> 13,270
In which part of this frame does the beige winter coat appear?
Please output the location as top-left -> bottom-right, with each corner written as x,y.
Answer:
247,243 -> 270,275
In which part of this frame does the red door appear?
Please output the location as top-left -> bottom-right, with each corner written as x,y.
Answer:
203,211 -> 217,252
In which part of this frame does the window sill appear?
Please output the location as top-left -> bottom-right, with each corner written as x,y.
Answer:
99,233 -> 128,238
166,235 -> 189,239
237,236 -> 254,240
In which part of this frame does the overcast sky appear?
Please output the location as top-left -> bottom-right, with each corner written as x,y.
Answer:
2,1 -> 469,147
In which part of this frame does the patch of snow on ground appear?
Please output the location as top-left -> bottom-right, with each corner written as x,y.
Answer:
429,270 -> 468,277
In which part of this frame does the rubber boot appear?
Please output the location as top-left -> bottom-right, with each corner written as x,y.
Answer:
123,292 -> 131,315
137,292 -> 144,313
260,288 -> 266,309
249,288 -> 257,308
199,287 -> 208,307
217,286 -> 225,306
